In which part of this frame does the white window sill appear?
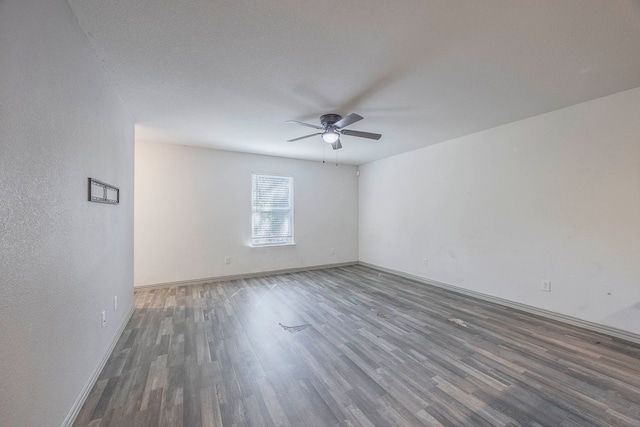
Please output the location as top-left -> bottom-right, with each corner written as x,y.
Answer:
249,242 -> 296,249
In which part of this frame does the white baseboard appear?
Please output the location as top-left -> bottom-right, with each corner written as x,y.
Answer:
358,261 -> 640,345
134,261 -> 358,291
61,304 -> 135,427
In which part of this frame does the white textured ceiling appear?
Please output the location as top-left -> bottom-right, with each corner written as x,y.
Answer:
66,0 -> 640,165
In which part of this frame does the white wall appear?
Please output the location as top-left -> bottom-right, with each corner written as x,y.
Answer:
0,1 -> 134,425
360,87 -> 640,335
135,141 -> 358,286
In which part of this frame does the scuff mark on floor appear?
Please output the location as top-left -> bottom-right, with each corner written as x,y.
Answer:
279,323 -> 310,333
447,317 -> 468,327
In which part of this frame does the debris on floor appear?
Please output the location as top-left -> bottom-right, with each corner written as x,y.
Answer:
447,317 -> 468,327
279,322 -> 310,333
376,312 -> 389,319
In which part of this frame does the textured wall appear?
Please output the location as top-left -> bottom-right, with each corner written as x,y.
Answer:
0,0 -> 134,425
135,141 -> 359,286
359,87 -> 640,335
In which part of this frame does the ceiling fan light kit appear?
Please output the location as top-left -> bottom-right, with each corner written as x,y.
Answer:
286,113 -> 382,150
322,130 -> 340,143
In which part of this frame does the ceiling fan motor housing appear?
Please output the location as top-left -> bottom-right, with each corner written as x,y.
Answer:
320,114 -> 342,128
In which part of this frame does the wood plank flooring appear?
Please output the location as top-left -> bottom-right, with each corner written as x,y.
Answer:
74,265 -> 640,426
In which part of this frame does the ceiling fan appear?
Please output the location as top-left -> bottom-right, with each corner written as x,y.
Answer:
286,113 -> 382,150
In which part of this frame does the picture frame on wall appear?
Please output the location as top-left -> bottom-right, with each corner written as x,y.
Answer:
88,177 -> 119,204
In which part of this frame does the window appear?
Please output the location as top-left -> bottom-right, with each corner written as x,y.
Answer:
251,174 -> 294,246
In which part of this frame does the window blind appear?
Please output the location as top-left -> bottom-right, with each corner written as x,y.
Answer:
251,174 -> 294,246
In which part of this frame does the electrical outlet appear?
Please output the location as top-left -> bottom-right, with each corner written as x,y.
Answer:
224,256 -> 230,265
114,296 -> 117,311
541,280 -> 551,292
330,248 -> 335,255
101,310 -> 106,327
423,258 -> 428,266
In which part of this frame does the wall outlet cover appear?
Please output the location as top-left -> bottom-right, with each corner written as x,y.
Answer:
541,280 -> 551,292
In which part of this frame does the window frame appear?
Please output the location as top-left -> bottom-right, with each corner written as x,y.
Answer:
250,173 -> 295,247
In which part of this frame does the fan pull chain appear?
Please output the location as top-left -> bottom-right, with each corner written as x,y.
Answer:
322,141 -> 325,163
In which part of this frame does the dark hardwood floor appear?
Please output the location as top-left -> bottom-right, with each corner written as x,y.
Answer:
74,265 -> 640,426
